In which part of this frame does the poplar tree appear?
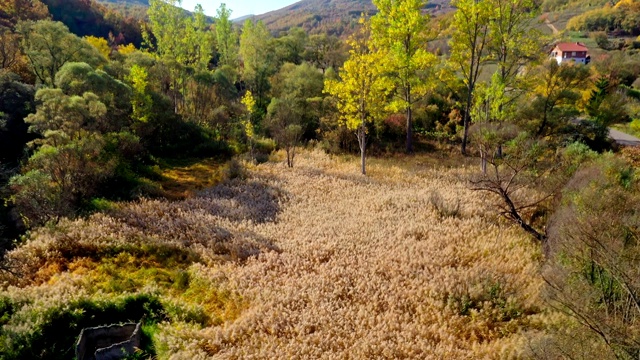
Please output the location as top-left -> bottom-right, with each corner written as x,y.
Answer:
448,0 -> 491,155
214,3 -> 238,67
487,0 -> 542,87
17,20 -> 105,87
371,0 -> 437,153
145,0 -> 213,113
239,20 -> 276,115
324,18 -> 393,175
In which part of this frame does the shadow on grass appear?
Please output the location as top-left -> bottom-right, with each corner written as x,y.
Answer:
189,179 -> 286,224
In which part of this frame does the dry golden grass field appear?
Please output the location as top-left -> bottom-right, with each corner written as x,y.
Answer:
0,150 -> 550,359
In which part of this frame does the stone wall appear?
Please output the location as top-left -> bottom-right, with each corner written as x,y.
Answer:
76,322 -> 141,360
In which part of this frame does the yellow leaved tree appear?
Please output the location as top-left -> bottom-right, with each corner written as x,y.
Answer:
84,35 -> 111,60
241,90 -> 256,158
324,17 -> 393,175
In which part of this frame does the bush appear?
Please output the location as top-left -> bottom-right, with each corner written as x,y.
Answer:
429,191 -> 461,218
255,137 -> 276,152
0,293 -> 165,360
542,155 -> 640,359
220,159 -> 247,181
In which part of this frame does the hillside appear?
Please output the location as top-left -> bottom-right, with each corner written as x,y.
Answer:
97,0 -> 149,5
96,0 -> 149,19
255,0 -> 454,36
83,0 -> 454,36
39,0 -> 144,45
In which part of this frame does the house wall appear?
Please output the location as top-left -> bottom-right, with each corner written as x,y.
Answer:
550,48 -> 588,64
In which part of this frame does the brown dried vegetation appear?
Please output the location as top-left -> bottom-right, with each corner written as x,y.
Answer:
1,151 -> 546,358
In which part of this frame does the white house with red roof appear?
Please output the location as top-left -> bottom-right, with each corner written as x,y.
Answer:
550,42 -> 590,65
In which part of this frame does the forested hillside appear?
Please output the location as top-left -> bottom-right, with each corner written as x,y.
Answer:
98,0 -> 149,5
38,0 -> 145,45
256,0 -> 454,35
1,0 -> 640,358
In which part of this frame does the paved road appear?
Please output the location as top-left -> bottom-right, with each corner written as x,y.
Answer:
609,128 -> 640,146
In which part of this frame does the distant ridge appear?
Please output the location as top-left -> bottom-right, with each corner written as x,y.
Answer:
97,0 -> 149,6
91,0 -> 454,37
254,0 -> 453,36
232,14 -> 255,24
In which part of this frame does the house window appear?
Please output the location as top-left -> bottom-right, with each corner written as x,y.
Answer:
571,51 -> 576,57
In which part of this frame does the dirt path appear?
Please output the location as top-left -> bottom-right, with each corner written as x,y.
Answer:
544,16 -> 559,34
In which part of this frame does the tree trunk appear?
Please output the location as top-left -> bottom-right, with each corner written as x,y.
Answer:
501,188 -> 547,243
406,86 -> 413,153
291,145 -> 296,167
173,78 -> 178,114
461,89 -> 472,155
359,126 -> 366,175
361,140 -> 366,175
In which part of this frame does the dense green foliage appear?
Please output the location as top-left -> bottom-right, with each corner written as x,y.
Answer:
567,0 -> 640,35
1,293 -> 165,360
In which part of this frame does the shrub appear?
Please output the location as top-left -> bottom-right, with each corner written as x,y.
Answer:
429,191 -> 461,218
542,155 -> 640,359
0,293 -> 165,360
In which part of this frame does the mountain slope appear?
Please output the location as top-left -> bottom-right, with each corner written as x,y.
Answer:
256,0 -> 454,36
41,0 -> 144,45
98,0 -> 149,5
92,0 -> 453,37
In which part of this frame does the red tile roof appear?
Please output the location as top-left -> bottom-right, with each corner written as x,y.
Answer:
554,42 -> 588,52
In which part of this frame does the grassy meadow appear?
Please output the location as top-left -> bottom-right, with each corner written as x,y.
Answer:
0,150 -> 552,359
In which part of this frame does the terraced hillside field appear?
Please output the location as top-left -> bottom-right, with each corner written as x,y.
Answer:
0,151 -> 546,359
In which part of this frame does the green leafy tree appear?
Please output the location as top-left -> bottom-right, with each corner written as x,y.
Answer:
54,62 -> 132,130
304,33 -> 345,74
17,20 -> 106,87
521,60 -> 591,137
477,0 -> 544,159
10,88 -> 114,227
324,18 -> 393,175
274,27 -> 308,65
126,64 -> 153,123
239,20 -> 276,115
25,89 -> 107,144
266,99 -> 303,167
487,0 -> 542,87
145,0 -> 212,67
371,0 -> 437,153
145,0 -> 214,113
448,0 -> 491,155
270,62 -> 325,139
470,73 -> 515,172
214,3 -> 238,67
579,76 -> 628,149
